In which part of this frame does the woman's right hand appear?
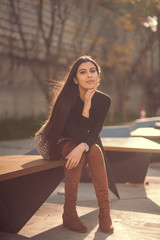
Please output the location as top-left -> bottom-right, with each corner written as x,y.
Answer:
65,143 -> 86,169
82,87 -> 97,118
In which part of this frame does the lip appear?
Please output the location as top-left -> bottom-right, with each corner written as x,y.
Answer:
86,80 -> 94,84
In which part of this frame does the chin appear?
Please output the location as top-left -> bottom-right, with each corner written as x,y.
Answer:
88,85 -> 96,89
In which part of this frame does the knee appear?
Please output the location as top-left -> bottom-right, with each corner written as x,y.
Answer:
87,144 -> 105,166
89,144 -> 102,156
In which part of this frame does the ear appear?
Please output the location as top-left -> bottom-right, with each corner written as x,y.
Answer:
73,77 -> 78,84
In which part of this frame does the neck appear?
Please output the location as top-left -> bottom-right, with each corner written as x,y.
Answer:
79,88 -> 87,101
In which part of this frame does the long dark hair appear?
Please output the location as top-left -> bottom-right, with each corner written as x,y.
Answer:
43,55 -> 101,159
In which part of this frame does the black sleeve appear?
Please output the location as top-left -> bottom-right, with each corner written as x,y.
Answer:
84,95 -> 111,147
63,112 -> 90,143
63,93 -> 111,145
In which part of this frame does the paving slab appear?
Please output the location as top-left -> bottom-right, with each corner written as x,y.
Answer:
0,138 -> 35,156
0,139 -> 160,240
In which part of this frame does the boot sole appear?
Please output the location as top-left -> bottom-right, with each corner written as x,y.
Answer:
63,222 -> 87,233
99,226 -> 114,234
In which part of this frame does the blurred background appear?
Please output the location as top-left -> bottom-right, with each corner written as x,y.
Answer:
0,0 -> 160,140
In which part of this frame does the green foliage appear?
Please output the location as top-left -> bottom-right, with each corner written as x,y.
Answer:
0,115 -> 46,141
104,111 -> 138,126
0,112 -> 139,141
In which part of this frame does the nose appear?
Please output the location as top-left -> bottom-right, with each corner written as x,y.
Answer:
87,71 -> 92,77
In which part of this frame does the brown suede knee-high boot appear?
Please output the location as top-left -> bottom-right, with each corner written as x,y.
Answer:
86,144 -> 114,234
61,141 -> 87,233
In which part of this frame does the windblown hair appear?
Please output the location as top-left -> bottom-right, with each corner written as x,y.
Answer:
37,56 -> 101,160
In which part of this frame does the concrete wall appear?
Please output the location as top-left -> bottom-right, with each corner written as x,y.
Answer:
0,85 -> 47,119
0,0 -> 159,119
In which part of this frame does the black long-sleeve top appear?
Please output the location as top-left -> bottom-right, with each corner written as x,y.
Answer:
62,91 -> 111,147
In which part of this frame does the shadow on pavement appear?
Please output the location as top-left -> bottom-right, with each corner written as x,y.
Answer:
0,232 -> 29,240
0,209 -> 106,240
93,228 -> 113,240
31,209 -> 99,240
111,197 -> 160,215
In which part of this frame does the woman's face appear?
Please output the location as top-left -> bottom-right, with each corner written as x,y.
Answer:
74,61 -> 100,91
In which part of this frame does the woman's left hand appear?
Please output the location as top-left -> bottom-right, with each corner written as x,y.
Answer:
65,143 -> 85,169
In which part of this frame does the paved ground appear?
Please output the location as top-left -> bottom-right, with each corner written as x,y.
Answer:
0,139 -> 160,240
0,138 -> 35,156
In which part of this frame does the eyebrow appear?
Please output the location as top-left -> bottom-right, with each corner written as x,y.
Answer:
79,67 -> 96,71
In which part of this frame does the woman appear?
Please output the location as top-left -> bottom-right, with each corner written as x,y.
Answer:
35,56 -> 114,234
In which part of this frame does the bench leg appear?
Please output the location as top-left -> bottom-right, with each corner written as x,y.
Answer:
0,167 -> 64,233
105,151 -> 151,184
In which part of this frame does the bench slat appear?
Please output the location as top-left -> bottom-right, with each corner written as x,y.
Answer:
131,127 -> 160,138
0,155 -> 65,181
101,137 -> 160,153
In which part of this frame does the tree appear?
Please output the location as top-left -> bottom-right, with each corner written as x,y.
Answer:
96,0 -> 160,120
0,0 -> 73,104
0,0 -> 111,105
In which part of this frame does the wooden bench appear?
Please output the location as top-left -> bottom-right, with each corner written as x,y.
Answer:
131,127 -> 160,143
1,137 -> 159,233
101,137 -> 160,184
0,155 -> 65,233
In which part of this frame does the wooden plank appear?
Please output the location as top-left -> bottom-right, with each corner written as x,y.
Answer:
0,155 -> 65,181
131,127 -> 160,138
101,137 -> 160,153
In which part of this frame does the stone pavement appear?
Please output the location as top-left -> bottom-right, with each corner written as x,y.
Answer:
0,138 -> 35,156
0,139 -> 160,240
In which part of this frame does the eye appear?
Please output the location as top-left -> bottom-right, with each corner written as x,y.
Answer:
90,69 -> 96,73
80,71 -> 86,74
